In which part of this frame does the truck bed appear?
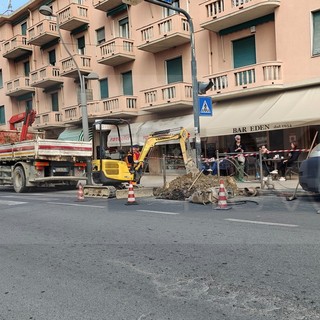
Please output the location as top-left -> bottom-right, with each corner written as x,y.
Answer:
0,138 -> 92,161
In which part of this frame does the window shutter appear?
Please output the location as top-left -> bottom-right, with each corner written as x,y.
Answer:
313,11 -> 320,55
167,56 -> 183,84
100,78 -> 109,99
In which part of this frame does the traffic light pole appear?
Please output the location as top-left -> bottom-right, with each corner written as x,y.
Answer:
144,0 -> 202,169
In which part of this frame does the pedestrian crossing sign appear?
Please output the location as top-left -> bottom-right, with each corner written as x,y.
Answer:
199,96 -> 213,116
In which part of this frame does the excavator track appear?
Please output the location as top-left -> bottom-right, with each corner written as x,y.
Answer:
83,185 -> 117,198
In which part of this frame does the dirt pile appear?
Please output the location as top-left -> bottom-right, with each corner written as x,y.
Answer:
154,173 -> 239,201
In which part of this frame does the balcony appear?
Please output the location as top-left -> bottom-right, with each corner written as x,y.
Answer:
30,65 -> 63,89
93,0 -> 123,12
87,96 -> 138,118
141,82 -> 193,112
63,105 -> 81,124
5,77 -> 35,97
60,54 -> 93,78
2,35 -> 32,59
57,3 -> 89,31
206,61 -> 283,101
34,112 -> 64,129
200,0 -> 280,33
137,14 -> 190,53
97,37 -> 135,67
28,19 -> 59,46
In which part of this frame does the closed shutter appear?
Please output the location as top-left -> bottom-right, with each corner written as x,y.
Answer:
122,71 -> 133,95
0,106 -> 5,124
167,56 -> 183,84
100,78 -> 109,99
51,92 -> 59,112
233,36 -> 256,68
24,61 -> 30,76
313,11 -> 320,55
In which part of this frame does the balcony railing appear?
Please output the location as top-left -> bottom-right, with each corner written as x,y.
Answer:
87,96 -> 138,118
93,0 -> 123,12
63,106 -> 81,123
34,112 -> 63,129
2,35 -> 32,59
57,3 -> 89,31
141,82 -> 193,112
5,76 -> 35,97
27,19 -> 59,46
206,61 -> 283,100
200,0 -> 281,32
97,37 -> 135,66
30,65 -> 63,88
137,14 -> 190,53
61,54 -> 93,78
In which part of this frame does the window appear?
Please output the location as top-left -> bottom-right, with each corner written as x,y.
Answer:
0,106 -> 5,125
122,71 -> 133,95
0,69 -> 3,88
313,11 -> 320,55
48,50 -> 56,66
24,61 -> 30,76
166,56 -> 183,83
96,27 -> 105,45
26,99 -> 33,113
163,0 -> 179,17
77,36 -> 85,55
99,78 -> 109,99
21,22 -> 27,36
51,92 -> 59,112
119,17 -> 129,38
233,36 -> 256,68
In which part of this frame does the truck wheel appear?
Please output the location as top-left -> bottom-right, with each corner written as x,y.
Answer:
13,166 -> 27,193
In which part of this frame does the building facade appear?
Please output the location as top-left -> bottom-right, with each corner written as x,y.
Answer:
0,0 -> 320,173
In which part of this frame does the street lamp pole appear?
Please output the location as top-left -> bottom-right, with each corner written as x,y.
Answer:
144,0 -> 202,169
39,5 -> 98,184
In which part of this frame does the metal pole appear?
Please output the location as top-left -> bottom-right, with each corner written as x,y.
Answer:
145,0 -> 201,169
54,13 -> 92,184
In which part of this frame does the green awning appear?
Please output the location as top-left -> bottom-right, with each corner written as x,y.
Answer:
58,128 -> 83,141
58,127 -> 93,141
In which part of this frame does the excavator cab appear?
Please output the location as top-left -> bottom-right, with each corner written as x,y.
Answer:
91,119 -> 136,186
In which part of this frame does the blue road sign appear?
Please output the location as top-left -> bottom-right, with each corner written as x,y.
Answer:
199,96 -> 213,116
159,0 -> 173,3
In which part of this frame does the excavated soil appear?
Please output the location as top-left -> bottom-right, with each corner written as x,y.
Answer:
154,173 -> 239,201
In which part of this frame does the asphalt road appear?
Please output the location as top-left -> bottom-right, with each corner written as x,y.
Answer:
1,188 -> 320,320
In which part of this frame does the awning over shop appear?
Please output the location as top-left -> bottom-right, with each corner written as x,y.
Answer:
107,115 -> 195,147
58,127 -> 93,141
200,87 -> 320,137
58,127 -> 83,141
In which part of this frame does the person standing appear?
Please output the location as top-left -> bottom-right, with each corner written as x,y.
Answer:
232,135 -> 246,182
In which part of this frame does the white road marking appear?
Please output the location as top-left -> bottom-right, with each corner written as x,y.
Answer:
0,195 -> 59,201
0,200 -> 27,206
225,218 -> 298,228
137,209 -> 180,215
47,202 -> 105,208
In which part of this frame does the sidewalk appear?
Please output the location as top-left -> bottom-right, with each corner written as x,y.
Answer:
140,173 -> 305,195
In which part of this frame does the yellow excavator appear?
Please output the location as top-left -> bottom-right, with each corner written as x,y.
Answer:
86,119 -> 198,197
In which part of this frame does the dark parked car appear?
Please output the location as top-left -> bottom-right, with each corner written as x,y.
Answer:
299,144 -> 320,193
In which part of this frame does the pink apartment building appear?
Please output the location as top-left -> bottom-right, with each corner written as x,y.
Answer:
0,0 -> 320,174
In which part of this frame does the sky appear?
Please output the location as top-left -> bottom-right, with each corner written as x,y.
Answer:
0,0 -> 30,14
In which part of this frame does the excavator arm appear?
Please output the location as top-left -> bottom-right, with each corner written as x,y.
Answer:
135,127 -> 199,175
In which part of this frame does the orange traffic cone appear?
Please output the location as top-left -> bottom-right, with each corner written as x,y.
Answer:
126,182 -> 138,205
77,183 -> 85,201
214,179 -> 231,210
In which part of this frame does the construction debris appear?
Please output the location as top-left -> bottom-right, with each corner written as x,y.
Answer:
154,173 -> 239,201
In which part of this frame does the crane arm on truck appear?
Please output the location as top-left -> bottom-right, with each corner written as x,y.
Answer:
9,108 -> 36,141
